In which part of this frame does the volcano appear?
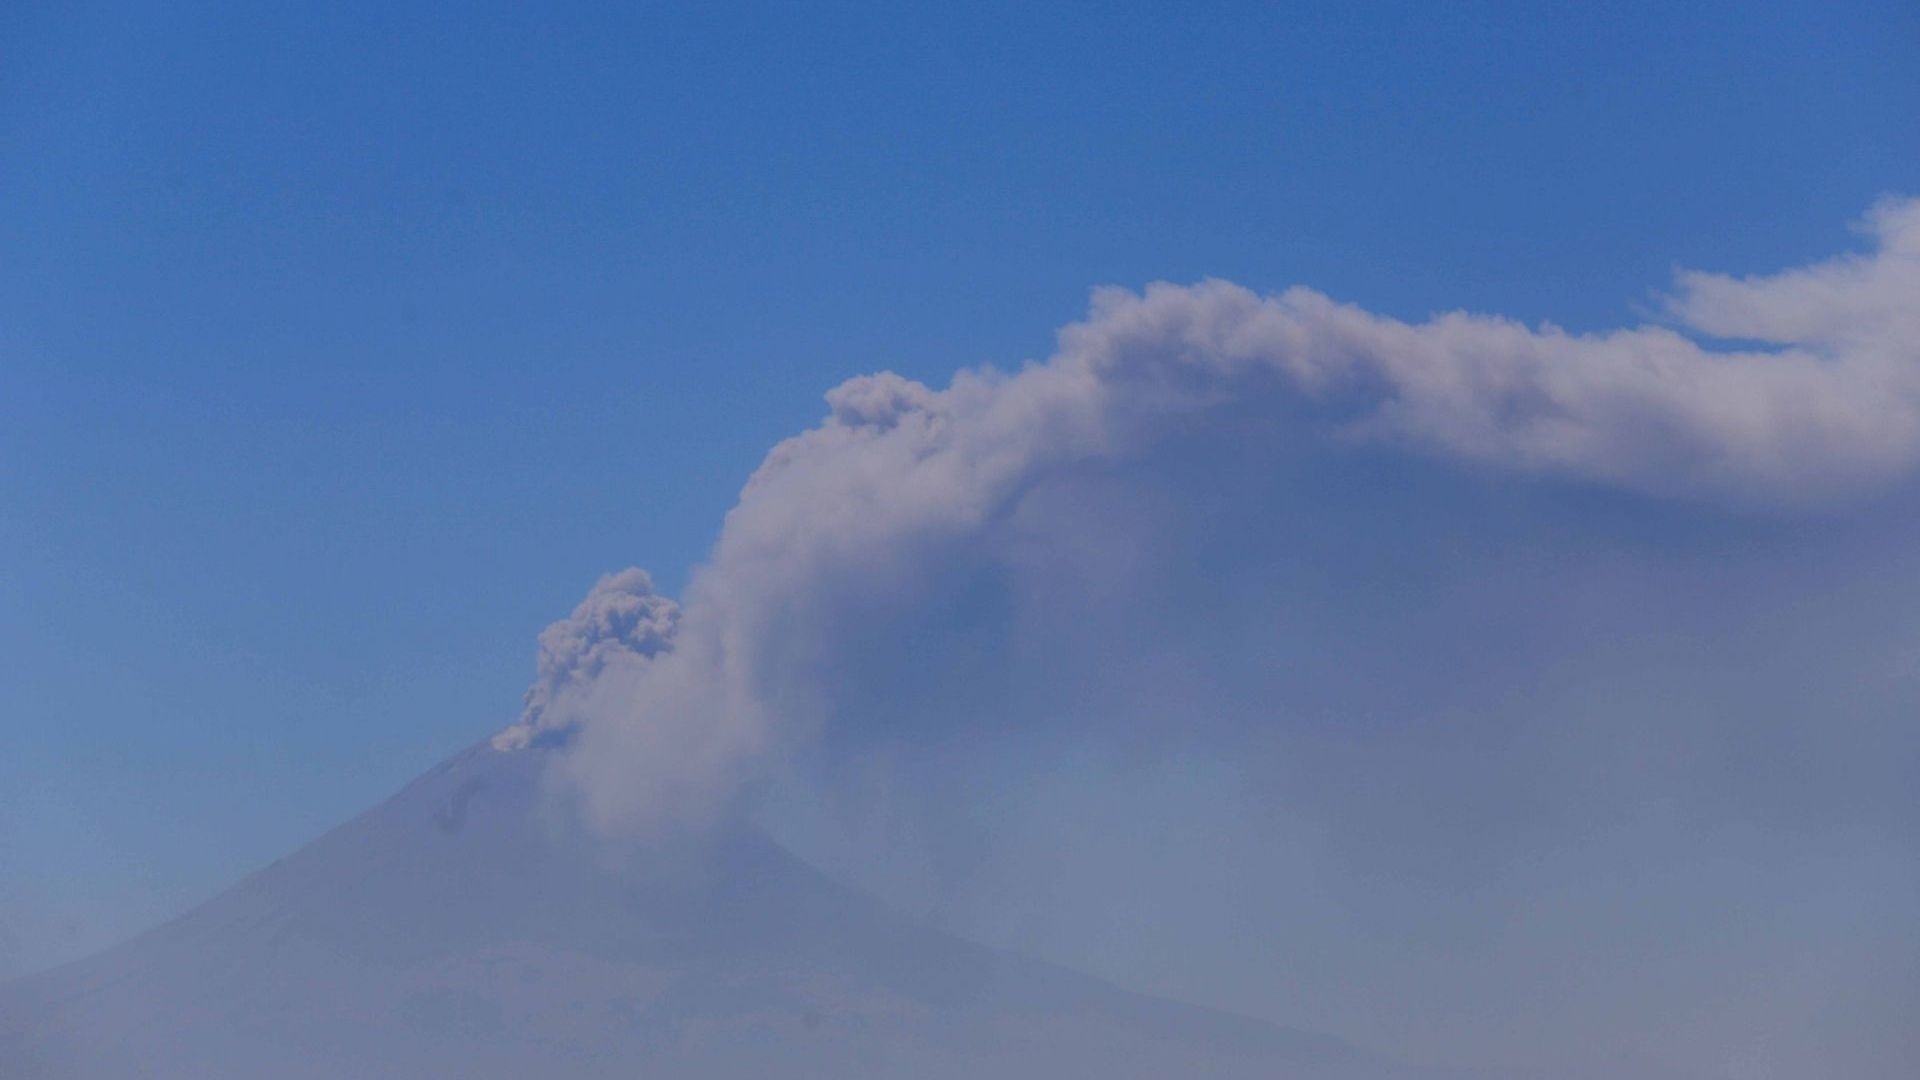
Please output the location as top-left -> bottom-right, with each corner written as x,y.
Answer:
1,740 -> 1420,1079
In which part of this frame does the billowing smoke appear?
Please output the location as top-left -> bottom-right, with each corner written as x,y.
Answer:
493,568 -> 679,750
510,197 -> 1920,836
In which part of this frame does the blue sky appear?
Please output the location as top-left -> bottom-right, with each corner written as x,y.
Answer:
3,1 -> 1918,1060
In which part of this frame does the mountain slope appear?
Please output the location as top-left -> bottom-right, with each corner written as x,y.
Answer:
0,741 -> 1413,1079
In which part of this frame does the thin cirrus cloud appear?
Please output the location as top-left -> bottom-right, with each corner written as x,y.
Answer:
493,197 -> 1920,835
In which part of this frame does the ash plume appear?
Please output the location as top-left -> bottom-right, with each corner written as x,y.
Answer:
506,198 -> 1920,834
493,569 -> 679,751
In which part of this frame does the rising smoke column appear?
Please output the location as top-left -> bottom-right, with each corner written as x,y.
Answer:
493,568 -> 679,750
499,197 -> 1920,835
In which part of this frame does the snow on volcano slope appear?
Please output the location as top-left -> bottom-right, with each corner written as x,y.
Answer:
0,741 -> 1421,1079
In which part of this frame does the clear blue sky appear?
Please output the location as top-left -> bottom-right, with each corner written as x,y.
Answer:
3,0 -> 1916,975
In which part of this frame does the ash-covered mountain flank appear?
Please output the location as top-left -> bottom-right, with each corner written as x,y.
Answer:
1,741 -> 1416,1079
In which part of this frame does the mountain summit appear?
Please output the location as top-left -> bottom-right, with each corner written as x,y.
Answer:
1,741 -> 1413,1079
